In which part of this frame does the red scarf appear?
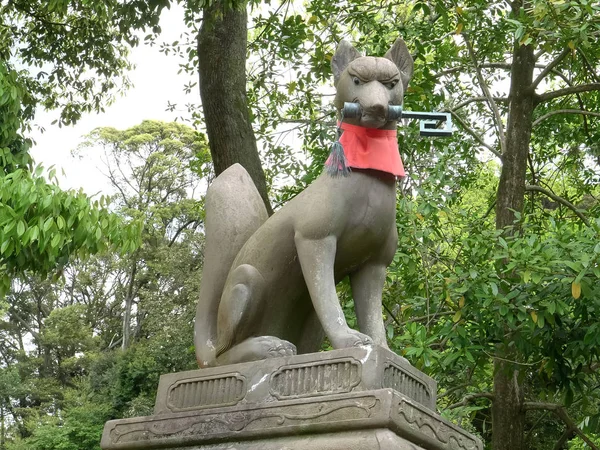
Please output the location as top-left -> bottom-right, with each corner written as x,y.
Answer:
330,122 -> 405,177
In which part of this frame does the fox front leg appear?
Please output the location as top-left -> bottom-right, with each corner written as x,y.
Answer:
350,263 -> 390,349
294,233 -> 372,349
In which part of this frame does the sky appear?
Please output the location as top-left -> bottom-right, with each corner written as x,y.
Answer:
29,5 -> 194,197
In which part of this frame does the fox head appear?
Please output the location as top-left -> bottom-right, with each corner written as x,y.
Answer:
332,39 -> 414,129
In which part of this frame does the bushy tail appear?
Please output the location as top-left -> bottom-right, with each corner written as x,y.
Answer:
194,164 -> 268,367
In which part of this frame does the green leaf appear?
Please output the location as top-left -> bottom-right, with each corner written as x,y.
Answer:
498,237 -> 508,249
465,350 -> 475,363
51,233 -> 61,248
537,314 -> 545,328
16,220 -> 25,237
43,217 -> 54,232
453,310 -> 462,322
530,310 -> 538,323
30,225 -> 39,242
3,221 -> 15,234
490,282 -> 498,296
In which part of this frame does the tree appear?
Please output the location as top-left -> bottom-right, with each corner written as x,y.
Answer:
0,0 -> 154,295
0,121 -> 208,447
0,61 -> 140,297
0,0 -> 169,127
78,120 -> 209,349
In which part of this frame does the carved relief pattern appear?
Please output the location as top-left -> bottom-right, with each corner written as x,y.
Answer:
166,373 -> 246,411
109,396 -> 379,446
270,358 -> 361,399
383,362 -> 431,406
396,399 -> 480,450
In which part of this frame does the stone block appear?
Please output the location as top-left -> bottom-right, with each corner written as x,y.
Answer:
154,346 -> 436,414
101,346 -> 482,450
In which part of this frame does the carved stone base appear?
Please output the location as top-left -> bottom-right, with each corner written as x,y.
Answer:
101,346 -> 482,450
121,429 -> 426,449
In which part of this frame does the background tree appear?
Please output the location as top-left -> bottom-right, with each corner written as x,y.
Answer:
78,120 -> 210,349
0,0 -> 151,295
0,62 -> 140,297
1,121 -> 207,449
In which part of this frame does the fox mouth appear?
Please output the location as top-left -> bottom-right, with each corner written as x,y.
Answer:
360,113 -> 387,129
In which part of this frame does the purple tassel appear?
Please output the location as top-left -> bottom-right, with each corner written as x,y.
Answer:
326,141 -> 351,177
326,109 -> 351,177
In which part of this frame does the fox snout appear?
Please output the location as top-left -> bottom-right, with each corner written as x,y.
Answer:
359,96 -> 392,128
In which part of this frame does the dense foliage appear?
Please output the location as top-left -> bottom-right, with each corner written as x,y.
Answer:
1,0 -> 599,449
1,121 -> 208,449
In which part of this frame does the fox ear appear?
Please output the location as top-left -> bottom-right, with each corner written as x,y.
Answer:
332,40 -> 361,85
384,38 -> 414,90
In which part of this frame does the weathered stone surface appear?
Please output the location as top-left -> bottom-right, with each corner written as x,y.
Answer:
165,431 -> 425,450
105,429 -> 424,450
155,346 -> 436,414
101,347 -> 482,450
102,389 -> 479,450
194,40 -> 415,368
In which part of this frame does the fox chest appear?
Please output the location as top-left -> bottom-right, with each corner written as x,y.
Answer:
334,182 -> 397,269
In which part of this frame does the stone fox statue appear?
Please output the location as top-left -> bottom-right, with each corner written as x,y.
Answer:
195,39 -> 414,367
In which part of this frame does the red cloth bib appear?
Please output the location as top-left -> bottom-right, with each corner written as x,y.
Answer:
332,122 -> 405,177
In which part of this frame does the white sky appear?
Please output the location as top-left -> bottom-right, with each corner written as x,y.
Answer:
29,5 -> 194,197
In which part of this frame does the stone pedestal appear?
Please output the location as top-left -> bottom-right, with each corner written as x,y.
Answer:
101,346 -> 481,449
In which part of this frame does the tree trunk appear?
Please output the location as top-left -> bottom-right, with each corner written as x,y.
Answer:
492,13 -> 536,450
122,260 -> 137,350
197,1 -> 273,215
492,358 -> 526,450
495,42 -> 536,229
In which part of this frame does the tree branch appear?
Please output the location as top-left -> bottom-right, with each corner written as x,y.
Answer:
535,68 -> 594,134
439,383 -> 471,398
447,392 -> 495,410
552,428 -> 575,450
434,62 -> 511,77
533,109 -> 600,127
531,47 -> 571,89
525,185 -> 591,227
412,311 -> 455,322
168,219 -> 197,247
10,311 -> 40,340
383,303 -> 402,327
523,402 -> 599,450
462,33 -> 507,155
577,48 -> 600,83
448,110 -> 502,158
526,410 -> 550,444
536,83 -> 600,104
435,62 -> 564,78
534,48 -> 546,61
450,96 -> 509,113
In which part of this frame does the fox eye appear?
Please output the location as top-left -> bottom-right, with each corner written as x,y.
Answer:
388,80 -> 398,89
352,76 -> 361,85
